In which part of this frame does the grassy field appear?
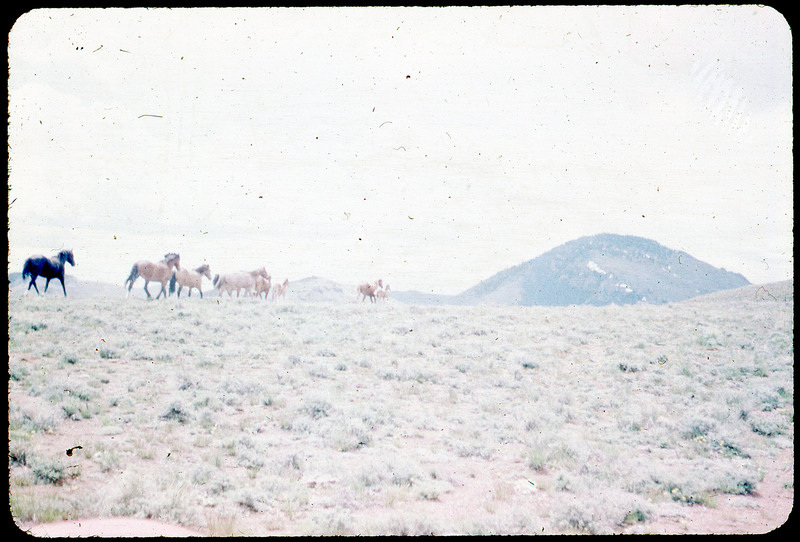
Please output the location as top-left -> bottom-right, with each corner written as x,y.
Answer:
8,281 -> 793,535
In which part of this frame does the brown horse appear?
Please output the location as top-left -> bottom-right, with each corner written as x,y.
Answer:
125,253 -> 181,299
271,278 -> 289,301
357,279 -> 383,303
169,264 -> 212,298
213,267 -> 270,297
254,275 -> 272,299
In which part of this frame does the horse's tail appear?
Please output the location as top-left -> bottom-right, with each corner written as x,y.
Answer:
169,271 -> 177,295
213,274 -> 220,287
22,259 -> 33,280
124,263 -> 139,288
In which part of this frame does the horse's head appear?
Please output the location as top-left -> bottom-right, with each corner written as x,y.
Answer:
258,267 -> 270,279
197,264 -> 212,279
164,253 -> 181,270
61,250 -> 75,266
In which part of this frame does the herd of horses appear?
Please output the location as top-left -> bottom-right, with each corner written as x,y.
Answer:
123,254 -> 290,301
22,250 -> 388,303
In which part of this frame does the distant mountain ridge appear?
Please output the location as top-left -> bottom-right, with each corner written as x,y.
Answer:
447,233 -> 749,306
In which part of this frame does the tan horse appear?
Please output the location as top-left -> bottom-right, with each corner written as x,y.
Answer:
125,253 -> 181,299
213,267 -> 270,297
357,279 -> 383,303
376,284 -> 391,302
169,264 -> 212,298
271,278 -> 289,301
254,275 -> 271,299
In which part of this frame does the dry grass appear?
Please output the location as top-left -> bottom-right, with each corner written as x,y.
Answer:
8,281 -> 793,535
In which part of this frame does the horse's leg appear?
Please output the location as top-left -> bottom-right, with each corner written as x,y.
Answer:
27,278 -> 40,295
143,280 -> 152,298
59,277 -> 67,296
44,278 -> 51,292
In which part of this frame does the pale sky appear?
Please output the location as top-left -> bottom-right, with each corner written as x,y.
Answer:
8,6 -> 793,295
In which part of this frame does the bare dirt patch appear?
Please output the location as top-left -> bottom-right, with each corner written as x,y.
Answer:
20,517 -> 203,537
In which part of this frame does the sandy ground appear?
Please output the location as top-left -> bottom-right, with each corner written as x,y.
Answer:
19,517 -> 203,537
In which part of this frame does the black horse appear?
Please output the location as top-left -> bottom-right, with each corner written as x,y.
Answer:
22,249 -> 75,296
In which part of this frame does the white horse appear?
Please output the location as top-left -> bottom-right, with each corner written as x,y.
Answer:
213,267 -> 270,297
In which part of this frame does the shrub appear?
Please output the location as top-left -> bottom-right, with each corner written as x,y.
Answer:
9,365 -> 30,381
526,439 -> 551,472
750,419 -> 784,437
330,419 -> 372,451
98,347 -> 118,359
551,488 -> 653,534
10,491 -> 77,523
95,449 -> 121,473
618,362 -> 645,373
299,398 -> 332,420
29,456 -> 79,485
8,439 -> 29,467
9,406 -> 63,434
161,402 -> 192,423
682,417 -> 716,440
